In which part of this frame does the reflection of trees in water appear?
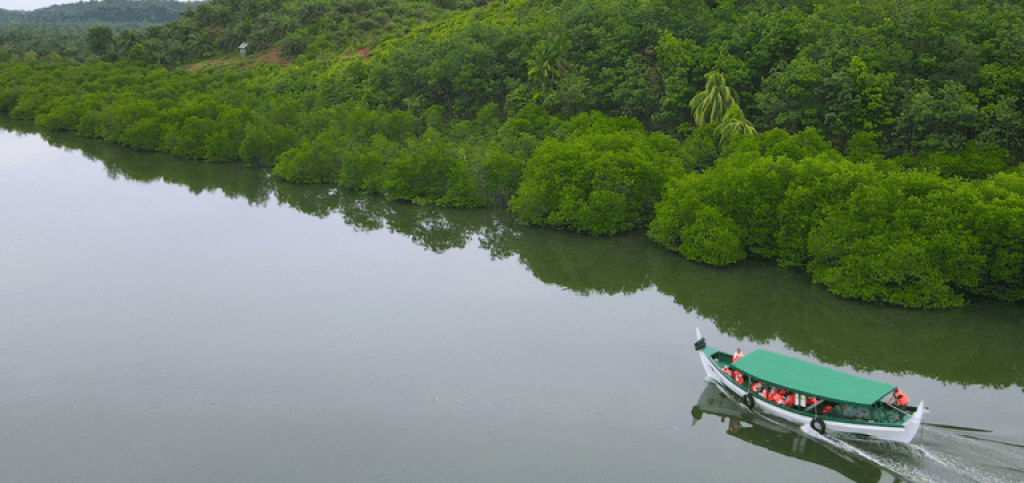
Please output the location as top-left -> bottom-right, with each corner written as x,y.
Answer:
28,124 -> 274,207
7,117 -> 1023,388
284,184 -> 523,257
649,256 -> 1024,388
509,229 -> 654,295
329,190 -> 501,254
272,183 -> 343,219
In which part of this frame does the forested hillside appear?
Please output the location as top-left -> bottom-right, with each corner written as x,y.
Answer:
2,0 -> 1023,308
0,0 -> 192,24
0,0 -> 195,61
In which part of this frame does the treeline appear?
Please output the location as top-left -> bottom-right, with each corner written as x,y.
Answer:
649,134 -> 1024,308
1,24 -> 93,61
134,0 -> 483,66
348,0 -> 1024,160
2,0 -> 1024,308
1,0 -> 479,66
0,0 -> 191,25
0,0 -> 193,62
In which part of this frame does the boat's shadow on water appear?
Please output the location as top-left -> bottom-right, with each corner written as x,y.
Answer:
693,383 -> 1024,483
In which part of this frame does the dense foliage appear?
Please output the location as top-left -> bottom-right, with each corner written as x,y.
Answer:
0,0 -> 190,24
649,132 -> 1024,308
0,0 -> 193,61
137,0 -> 482,66
3,0 -> 1024,308
510,113 -> 684,234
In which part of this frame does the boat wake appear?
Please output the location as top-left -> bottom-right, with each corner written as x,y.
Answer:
692,382 -> 1023,483
819,426 -> 1024,483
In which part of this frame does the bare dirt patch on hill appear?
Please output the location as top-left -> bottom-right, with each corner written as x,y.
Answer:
184,47 -> 291,72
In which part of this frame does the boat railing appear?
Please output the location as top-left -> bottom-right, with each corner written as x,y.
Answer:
883,403 -> 913,418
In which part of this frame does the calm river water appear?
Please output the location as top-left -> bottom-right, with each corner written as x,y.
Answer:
2,118 -> 1023,483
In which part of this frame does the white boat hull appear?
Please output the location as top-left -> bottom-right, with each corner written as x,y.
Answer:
695,329 -> 925,444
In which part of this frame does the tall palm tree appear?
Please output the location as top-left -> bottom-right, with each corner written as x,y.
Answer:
526,34 -> 569,99
689,71 -> 739,126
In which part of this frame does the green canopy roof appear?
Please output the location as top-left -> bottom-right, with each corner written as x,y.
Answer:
731,350 -> 895,406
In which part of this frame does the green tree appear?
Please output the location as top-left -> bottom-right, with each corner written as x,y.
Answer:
970,174 -> 1024,302
511,114 -> 681,235
272,129 -> 344,184
714,104 -> 756,147
649,153 -> 797,263
87,26 -> 114,59
239,122 -> 298,168
380,129 -> 488,208
526,34 -> 570,100
165,116 -> 216,160
123,117 -> 169,151
676,205 -> 747,266
653,32 -> 702,134
689,71 -> 739,127
807,171 -> 985,308
897,82 -> 980,153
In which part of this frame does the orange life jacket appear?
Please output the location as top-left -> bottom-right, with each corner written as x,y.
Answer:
784,394 -> 795,407
895,389 -> 909,406
732,350 -> 745,362
772,393 -> 784,404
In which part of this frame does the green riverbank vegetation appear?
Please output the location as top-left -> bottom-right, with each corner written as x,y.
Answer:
2,0 -> 1023,308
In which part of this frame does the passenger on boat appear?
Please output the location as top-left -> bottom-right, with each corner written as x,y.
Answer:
894,389 -> 910,407
776,388 -> 790,405
751,382 -> 765,397
732,349 -> 745,362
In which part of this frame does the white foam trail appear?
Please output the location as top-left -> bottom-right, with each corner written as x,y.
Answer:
824,436 -> 939,483
910,427 -> 1024,483
809,426 -> 1024,483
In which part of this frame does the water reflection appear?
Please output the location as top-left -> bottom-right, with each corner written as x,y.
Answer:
4,117 -> 1023,389
34,127 -> 276,207
692,383 -> 886,483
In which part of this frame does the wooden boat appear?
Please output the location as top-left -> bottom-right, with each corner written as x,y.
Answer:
695,328 -> 926,443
